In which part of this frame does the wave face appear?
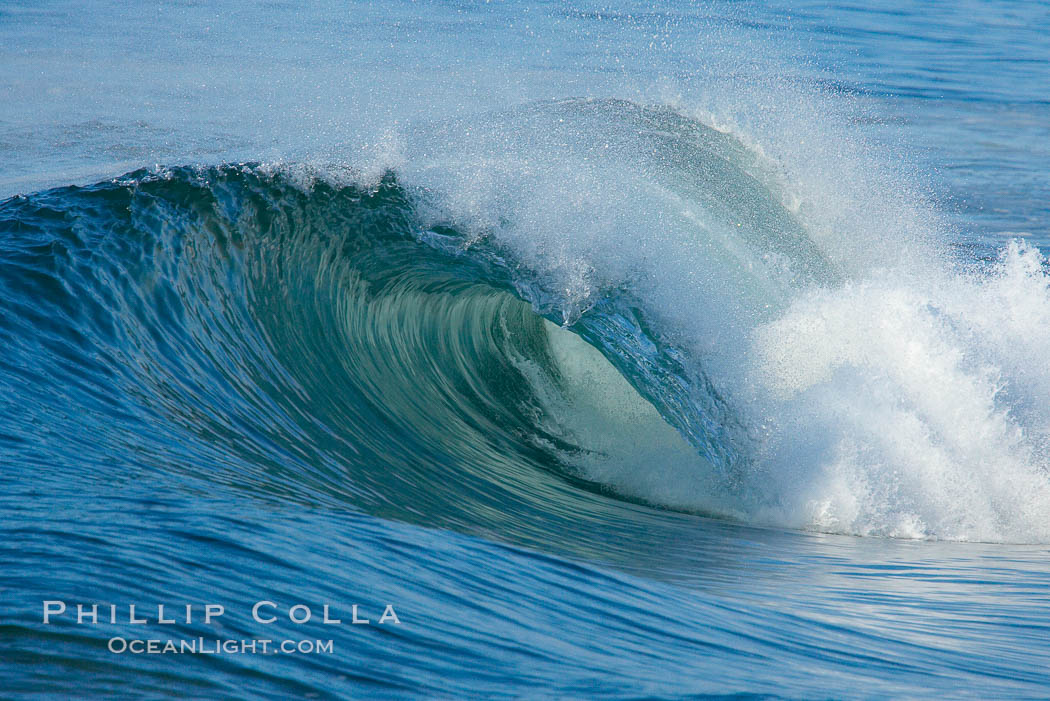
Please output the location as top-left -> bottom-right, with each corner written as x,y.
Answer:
3,99 -> 1049,547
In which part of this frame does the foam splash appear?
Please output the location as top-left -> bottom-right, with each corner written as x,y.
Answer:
387,98 -> 1050,543
749,241 -> 1050,542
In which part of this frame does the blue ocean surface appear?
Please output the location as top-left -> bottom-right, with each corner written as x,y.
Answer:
2,1 -> 1049,698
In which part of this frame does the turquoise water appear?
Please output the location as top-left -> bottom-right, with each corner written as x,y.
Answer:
2,2 -> 1049,698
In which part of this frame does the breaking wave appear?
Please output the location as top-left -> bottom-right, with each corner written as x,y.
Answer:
3,98 -> 1049,543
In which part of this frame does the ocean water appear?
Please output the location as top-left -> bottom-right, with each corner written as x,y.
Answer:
2,1 -> 1049,698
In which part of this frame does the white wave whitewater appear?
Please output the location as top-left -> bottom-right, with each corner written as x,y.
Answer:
326,95 -> 1050,544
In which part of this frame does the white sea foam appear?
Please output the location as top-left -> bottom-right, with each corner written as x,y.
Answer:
381,92 -> 1050,543
749,241 -> 1050,541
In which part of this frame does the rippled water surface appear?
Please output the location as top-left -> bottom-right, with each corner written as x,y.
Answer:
2,1 -> 1049,698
